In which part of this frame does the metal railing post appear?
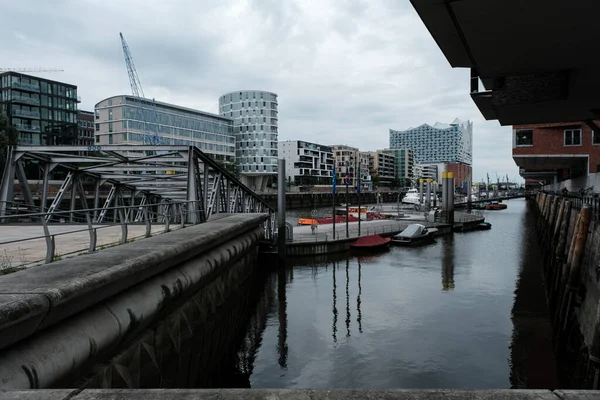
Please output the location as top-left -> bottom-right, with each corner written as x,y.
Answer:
119,208 -> 128,245
164,204 -> 171,233
144,205 -> 151,238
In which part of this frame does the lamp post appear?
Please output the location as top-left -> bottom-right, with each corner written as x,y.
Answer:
357,159 -> 361,236
332,166 -> 336,240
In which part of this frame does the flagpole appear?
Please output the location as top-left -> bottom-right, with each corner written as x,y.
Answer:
332,167 -> 336,240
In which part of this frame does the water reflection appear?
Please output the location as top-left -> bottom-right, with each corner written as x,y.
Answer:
227,200 -> 559,389
441,235 -> 455,291
332,261 -> 338,345
277,268 -> 288,369
357,260 -> 363,333
345,258 -> 351,338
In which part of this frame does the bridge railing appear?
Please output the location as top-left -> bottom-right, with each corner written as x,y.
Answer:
0,199 -> 270,269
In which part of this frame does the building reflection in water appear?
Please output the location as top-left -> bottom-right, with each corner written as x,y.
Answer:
441,234 -> 455,291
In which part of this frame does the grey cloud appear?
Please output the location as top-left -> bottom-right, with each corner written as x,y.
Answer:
0,0 -> 522,181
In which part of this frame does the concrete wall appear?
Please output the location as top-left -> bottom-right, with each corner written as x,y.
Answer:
0,213 -> 268,389
533,193 -> 600,388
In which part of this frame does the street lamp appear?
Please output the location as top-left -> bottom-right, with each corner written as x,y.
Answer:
345,159 -> 350,238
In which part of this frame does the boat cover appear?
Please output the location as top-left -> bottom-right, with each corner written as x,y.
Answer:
350,235 -> 391,247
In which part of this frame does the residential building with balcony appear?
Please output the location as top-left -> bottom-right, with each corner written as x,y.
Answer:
513,121 -> 600,191
218,90 -> 278,191
382,148 -> 415,187
358,151 -> 373,192
0,72 -> 79,145
278,140 -> 333,186
77,110 -> 94,147
94,95 -> 235,163
368,150 -> 395,187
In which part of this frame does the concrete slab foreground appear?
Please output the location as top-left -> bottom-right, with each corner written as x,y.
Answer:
0,389 -> 572,399
0,390 -> 78,400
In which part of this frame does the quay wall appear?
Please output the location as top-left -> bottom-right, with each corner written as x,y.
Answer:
533,192 -> 600,388
0,214 -> 269,389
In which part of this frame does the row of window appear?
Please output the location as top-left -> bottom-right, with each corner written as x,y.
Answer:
515,128 -> 600,147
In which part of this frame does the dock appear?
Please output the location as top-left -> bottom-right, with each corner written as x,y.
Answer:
285,211 -> 484,257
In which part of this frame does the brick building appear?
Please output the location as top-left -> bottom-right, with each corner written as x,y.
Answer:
446,162 -> 473,192
512,121 -> 600,190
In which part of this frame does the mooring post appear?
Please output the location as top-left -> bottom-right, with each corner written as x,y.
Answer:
419,178 -> 424,206
277,159 -> 286,260
441,171 -> 448,219
447,172 -> 455,225
425,178 -> 431,211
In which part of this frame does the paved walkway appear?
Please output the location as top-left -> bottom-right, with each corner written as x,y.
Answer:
292,215 -> 429,243
0,224 -> 171,267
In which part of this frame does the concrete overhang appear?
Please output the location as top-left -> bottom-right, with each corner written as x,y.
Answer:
410,0 -> 600,125
513,154 -> 588,170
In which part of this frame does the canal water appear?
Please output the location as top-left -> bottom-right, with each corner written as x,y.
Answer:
227,198 -> 559,389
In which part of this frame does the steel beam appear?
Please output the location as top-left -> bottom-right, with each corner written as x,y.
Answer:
0,146 -> 16,219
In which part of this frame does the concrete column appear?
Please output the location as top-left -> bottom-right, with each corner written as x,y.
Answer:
467,177 -> 472,209
441,172 -> 448,212
277,159 -> 286,260
553,175 -> 558,193
448,172 -> 455,224
425,179 -> 431,211
419,179 -> 424,205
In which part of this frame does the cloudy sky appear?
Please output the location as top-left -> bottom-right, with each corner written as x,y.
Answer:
1,0 -> 520,183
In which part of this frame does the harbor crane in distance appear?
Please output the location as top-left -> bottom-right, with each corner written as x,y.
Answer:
119,32 -> 163,146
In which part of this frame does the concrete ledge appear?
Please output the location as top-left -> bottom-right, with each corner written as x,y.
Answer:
0,214 -> 268,352
0,224 -> 265,389
3,388 -> 594,399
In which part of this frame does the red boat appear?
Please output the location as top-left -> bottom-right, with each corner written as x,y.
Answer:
350,234 -> 391,250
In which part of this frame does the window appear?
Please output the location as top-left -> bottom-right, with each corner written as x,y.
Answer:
95,109 -> 100,119
108,122 -> 113,132
565,129 -> 582,146
515,129 -> 533,146
593,130 -> 600,145
108,110 -> 113,120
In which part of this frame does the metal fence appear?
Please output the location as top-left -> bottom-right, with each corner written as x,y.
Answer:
546,192 -> 600,222
0,199 -> 272,268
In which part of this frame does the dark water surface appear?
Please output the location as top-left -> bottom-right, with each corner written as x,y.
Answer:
229,198 -> 559,389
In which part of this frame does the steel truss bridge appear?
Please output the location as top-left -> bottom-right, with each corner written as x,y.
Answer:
0,145 -> 274,232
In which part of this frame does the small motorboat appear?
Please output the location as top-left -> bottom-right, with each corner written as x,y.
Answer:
391,224 -> 438,247
350,234 -> 391,251
485,202 -> 507,210
478,222 -> 492,230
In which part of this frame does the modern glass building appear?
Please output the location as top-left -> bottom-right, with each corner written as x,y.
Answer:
0,72 -> 79,145
218,90 -> 278,191
94,95 -> 235,162
389,118 -> 473,165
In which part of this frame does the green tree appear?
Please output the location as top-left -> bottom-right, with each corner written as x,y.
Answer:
216,160 -> 240,179
372,173 -> 381,189
0,112 -> 19,179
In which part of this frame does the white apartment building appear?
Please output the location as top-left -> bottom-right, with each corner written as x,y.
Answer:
278,140 -> 334,186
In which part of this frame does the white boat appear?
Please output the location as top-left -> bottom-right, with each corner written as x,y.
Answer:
391,224 -> 438,246
401,188 -> 439,205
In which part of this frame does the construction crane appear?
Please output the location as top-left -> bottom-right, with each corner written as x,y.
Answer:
119,32 -> 163,146
0,68 -> 63,72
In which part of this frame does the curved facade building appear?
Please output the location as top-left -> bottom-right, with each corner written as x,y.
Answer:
218,90 -> 278,191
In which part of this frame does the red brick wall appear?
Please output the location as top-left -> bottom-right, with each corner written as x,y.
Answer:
513,121 -> 600,172
446,163 -> 472,188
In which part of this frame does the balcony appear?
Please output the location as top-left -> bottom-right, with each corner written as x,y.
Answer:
11,96 -> 40,106
13,123 -> 40,133
11,81 -> 40,92
12,109 -> 40,119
